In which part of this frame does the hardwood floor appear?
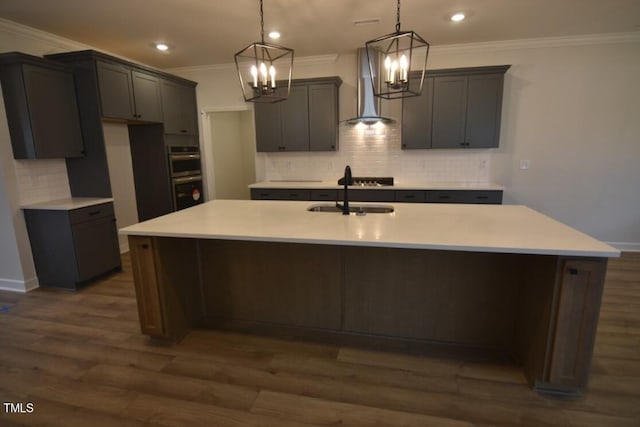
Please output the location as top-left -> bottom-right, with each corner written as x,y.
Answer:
0,252 -> 638,426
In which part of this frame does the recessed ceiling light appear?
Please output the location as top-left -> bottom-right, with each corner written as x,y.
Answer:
268,31 -> 280,40
451,13 -> 465,22
155,43 -> 169,51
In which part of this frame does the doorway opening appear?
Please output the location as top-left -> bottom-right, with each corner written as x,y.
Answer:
204,110 -> 256,200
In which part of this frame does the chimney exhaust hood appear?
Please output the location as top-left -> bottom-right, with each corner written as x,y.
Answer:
346,48 -> 394,125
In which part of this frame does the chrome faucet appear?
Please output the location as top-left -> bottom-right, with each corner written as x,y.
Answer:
339,165 -> 352,215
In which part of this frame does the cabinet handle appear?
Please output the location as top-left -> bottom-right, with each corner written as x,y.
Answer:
88,210 -> 100,216
439,195 -> 451,199
181,129 -> 187,133
141,244 -> 149,249
405,195 -> 415,199
569,268 -> 579,275
476,196 -> 489,200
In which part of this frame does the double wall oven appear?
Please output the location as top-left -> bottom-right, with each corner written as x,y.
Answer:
167,145 -> 204,211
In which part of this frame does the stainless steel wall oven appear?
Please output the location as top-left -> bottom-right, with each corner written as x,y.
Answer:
167,145 -> 204,211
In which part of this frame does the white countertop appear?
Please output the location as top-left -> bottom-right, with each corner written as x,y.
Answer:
120,200 -> 619,257
21,197 -> 114,211
249,181 -> 504,190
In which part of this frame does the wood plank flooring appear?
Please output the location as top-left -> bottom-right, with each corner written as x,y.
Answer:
1,252 -> 638,426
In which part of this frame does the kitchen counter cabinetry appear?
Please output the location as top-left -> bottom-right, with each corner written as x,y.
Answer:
160,79 -> 199,136
96,60 -> 163,122
255,77 -> 341,152
0,52 -> 84,159
402,66 -> 510,149
121,200 -> 618,396
252,187 -> 502,204
23,200 -> 121,289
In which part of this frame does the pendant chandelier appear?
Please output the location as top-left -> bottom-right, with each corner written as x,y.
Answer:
365,0 -> 430,99
234,0 -> 294,103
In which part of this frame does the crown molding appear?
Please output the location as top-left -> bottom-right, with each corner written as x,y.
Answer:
430,32 -> 640,56
166,53 -> 339,74
0,17 -> 90,52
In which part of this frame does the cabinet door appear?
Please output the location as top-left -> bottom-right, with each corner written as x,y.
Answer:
162,80 -> 199,135
281,85 -> 309,151
22,64 -> 84,158
129,236 -> 167,337
309,83 -> 338,151
72,215 -> 120,282
132,70 -> 163,122
548,259 -> 606,389
465,74 -> 504,148
432,76 -> 468,149
401,77 -> 434,149
254,101 -> 283,152
96,61 -> 135,120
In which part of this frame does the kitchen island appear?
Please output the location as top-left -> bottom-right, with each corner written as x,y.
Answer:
120,199 -> 619,395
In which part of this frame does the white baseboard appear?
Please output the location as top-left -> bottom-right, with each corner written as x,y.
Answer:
606,242 -> 640,252
0,276 -> 39,293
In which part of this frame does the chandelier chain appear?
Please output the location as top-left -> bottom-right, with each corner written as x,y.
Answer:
259,0 -> 265,43
395,0 -> 401,32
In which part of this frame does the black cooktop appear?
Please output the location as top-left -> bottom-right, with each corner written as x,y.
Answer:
337,176 -> 394,187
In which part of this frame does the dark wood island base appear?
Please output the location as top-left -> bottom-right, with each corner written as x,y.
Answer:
129,235 -> 607,396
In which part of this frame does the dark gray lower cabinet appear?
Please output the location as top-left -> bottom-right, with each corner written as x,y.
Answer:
250,189 -> 311,200
252,188 -> 502,204
24,203 -> 121,289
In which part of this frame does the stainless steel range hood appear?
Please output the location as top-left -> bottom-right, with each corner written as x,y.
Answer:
346,48 -> 394,125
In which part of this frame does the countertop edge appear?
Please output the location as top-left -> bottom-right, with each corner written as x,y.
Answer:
118,229 -> 621,258
21,197 -> 114,211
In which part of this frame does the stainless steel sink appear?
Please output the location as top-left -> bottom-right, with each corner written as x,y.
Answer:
307,204 -> 394,214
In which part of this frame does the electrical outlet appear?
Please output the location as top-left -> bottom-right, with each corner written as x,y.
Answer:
519,159 -> 531,170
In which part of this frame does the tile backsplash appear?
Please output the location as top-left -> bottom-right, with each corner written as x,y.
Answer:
14,159 -> 71,205
257,122 -> 491,183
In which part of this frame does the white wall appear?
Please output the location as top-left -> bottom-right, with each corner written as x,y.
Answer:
103,123 -> 139,253
170,35 -> 640,249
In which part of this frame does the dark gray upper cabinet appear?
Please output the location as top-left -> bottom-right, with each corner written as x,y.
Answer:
255,76 -> 342,152
401,77 -> 434,149
44,50 -> 198,198
96,60 -> 162,122
402,65 -> 510,150
254,95 -> 284,152
432,75 -> 468,148
0,52 -> 84,159
464,73 -> 505,148
160,79 -> 199,135
281,85 -> 310,151
309,83 -> 339,151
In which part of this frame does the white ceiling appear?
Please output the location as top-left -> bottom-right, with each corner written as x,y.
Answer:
1,0 -> 639,69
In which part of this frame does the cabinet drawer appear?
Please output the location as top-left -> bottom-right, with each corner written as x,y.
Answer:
459,190 -> 503,204
69,202 -> 115,225
395,190 -> 426,203
310,189 -> 338,201
250,189 -> 310,200
425,190 -> 502,204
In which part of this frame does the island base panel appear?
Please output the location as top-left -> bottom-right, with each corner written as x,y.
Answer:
128,236 -> 608,395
